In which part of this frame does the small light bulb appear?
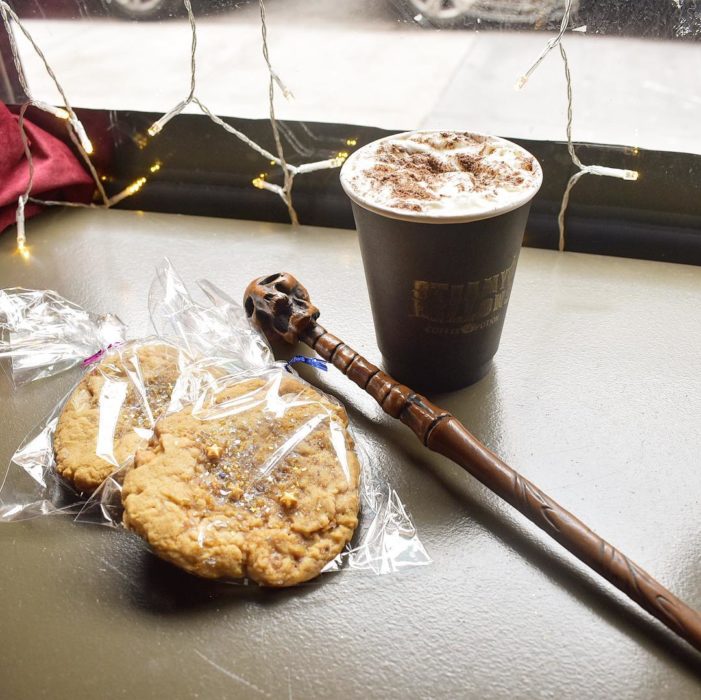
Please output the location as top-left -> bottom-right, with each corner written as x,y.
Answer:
148,123 -> 162,137
126,177 -> 147,195
252,178 -> 265,189
69,116 -> 94,155
149,162 -> 162,173
17,242 -> 30,260
34,101 -> 70,120
624,170 -> 639,181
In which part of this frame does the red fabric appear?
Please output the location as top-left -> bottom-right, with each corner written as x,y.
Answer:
0,101 -> 95,233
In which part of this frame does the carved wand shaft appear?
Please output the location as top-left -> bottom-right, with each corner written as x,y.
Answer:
245,273 -> 701,653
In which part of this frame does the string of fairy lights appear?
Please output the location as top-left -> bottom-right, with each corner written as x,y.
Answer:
0,0 -> 347,259
516,0 -> 639,250
130,0 -> 347,226
1,0 -> 640,257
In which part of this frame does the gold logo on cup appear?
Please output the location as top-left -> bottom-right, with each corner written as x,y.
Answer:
412,257 -> 517,335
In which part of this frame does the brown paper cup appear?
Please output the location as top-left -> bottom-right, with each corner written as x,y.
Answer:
341,132 -> 542,393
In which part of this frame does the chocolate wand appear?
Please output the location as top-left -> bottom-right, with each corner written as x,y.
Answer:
244,272 -> 701,653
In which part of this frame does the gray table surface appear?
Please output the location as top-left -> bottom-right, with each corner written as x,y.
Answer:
1,208 -> 700,699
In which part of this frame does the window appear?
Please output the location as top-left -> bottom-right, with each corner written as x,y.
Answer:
2,0 -> 701,263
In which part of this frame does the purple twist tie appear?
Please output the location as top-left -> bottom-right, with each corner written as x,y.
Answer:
82,343 -> 118,367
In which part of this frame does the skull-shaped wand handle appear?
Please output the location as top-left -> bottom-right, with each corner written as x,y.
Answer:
244,273 -> 701,654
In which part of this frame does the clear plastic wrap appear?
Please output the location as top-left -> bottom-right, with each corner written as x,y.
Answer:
1,261 -> 430,584
0,338 -> 191,521
129,363 -> 367,584
0,287 -> 126,388
148,260 -> 272,371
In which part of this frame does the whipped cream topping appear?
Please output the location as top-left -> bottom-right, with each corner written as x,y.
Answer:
340,131 -> 542,222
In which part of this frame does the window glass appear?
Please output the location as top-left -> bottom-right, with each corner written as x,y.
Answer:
8,0 -> 701,155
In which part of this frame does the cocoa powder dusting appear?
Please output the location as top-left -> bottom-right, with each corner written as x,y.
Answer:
351,133 -> 538,212
365,144 -> 454,206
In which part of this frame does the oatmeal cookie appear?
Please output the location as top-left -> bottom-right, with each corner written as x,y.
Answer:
54,342 -> 182,493
122,374 -> 361,587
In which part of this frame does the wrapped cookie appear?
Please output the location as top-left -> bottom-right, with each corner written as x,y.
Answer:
54,340 -> 186,493
107,260 -> 430,584
0,337 -> 191,520
0,272 -> 270,521
121,365 -> 361,586
1,262 -> 429,584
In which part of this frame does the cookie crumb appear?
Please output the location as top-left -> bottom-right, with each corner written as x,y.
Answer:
279,491 -> 298,509
206,444 -> 222,460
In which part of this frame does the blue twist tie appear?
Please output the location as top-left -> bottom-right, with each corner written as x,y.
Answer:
285,355 -> 328,373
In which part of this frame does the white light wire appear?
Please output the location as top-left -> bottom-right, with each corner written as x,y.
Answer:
0,1 -> 94,155
14,103 -> 32,254
1,0 -> 344,254
517,0 -> 639,251
148,0 -> 345,222
6,0 -> 638,252
516,0 -> 574,90
147,0 -> 197,136
258,0 -> 297,224
1,0 -> 114,255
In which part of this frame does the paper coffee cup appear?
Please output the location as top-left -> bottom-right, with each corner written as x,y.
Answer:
340,130 -> 543,393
